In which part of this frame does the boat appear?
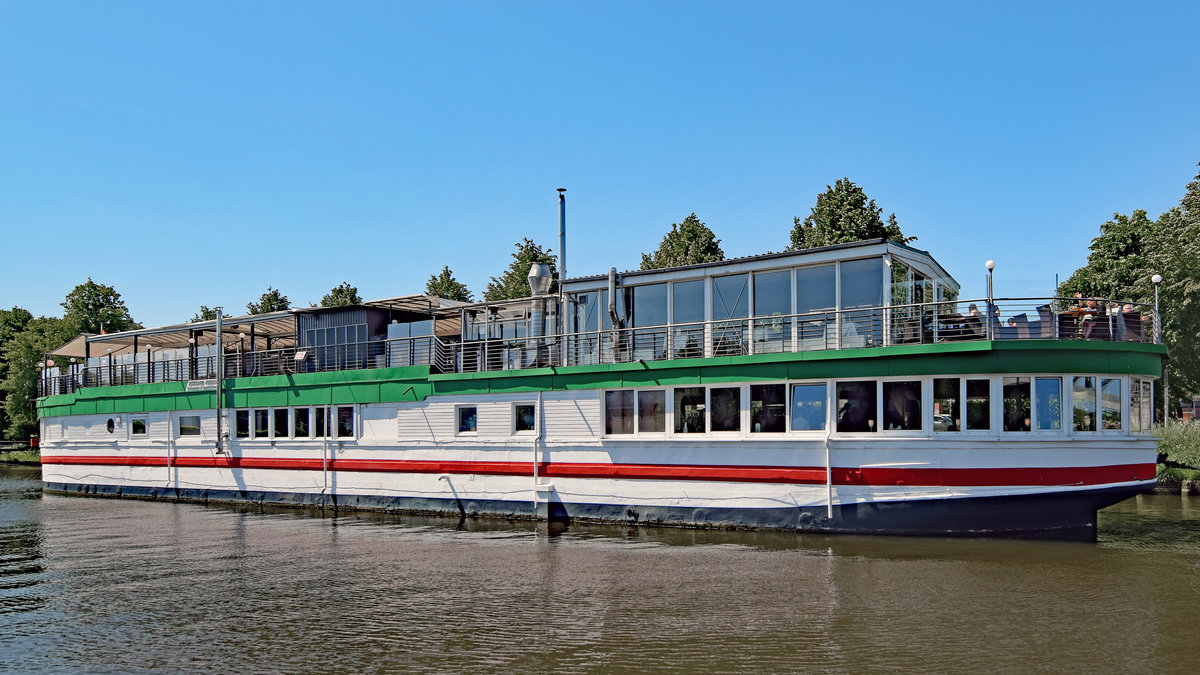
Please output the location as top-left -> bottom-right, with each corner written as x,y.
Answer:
36,237 -> 1165,540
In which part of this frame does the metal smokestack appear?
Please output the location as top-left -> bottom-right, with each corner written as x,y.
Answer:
557,188 -> 567,284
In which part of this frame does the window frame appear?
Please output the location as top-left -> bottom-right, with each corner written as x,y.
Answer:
456,405 -> 478,435
513,402 -> 537,434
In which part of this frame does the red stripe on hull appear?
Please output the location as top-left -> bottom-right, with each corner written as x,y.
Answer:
39,455 -> 1155,487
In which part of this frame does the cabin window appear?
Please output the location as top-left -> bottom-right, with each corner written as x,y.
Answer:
638,390 -> 666,433
604,391 -> 635,434
933,378 -> 960,431
457,406 -> 477,434
106,418 -> 115,434
710,387 -> 741,432
274,409 -> 290,437
1035,378 -> 1062,430
235,410 -> 250,438
294,408 -> 310,437
514,403 -> 536,433
791,383 -> 827,431
882,381 -> 921,430
336,406 -> 354,438
254,410 -> 270,438
674,387 -> 706,433
179,415 -> 201,436
628,283 -> 668,360
836,381 -> 877,432
1101,379 -> 1122,430
1130,380 -> 1153,433
314,407 -> 327,437
131,418 -> 147,436
1003,377 -> 1031,432
1073,377 -> 1097,432
750,384 -> 786,433
966,379 -> 990,430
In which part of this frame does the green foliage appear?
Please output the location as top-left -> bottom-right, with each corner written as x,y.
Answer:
0,447 -> 39,464
191,305 -> 219,323
1156,420 -> 1200,470
246,287 -> 291,315
426,266 -> 474,302
789,178 -> 915,250
640,213 -> 725,270
321,282 -> 362,307
1,316 -> 73,440
0,307 -> 35,438
1157,465 -> 1200,482
1061,164 -> 1200,400
60,278 -> 139,334
483,239 -> 557,302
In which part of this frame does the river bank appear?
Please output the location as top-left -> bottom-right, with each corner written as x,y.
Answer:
0,447 -> 39,465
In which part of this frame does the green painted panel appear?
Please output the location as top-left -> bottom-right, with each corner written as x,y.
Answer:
38,341 -> 1166,418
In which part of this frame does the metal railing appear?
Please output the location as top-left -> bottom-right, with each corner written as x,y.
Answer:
40,297 -> 1158,394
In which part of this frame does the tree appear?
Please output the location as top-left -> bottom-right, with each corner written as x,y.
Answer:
426,266 -> 474,302
1060,163 -> 1200,405
640,213 -> 726,270
60,278 -> 139,335
321,282 -> 362,307
246,287 -> 291,314
483,239 -> 558,302
0,307 -> 34,438
789,178 -> 915,250
191,305 -> 220,323
2,316 -> 73,440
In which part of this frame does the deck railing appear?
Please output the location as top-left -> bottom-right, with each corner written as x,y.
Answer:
40,297 -> 1158,394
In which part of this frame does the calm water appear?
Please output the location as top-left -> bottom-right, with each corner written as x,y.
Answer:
2,465 -> 1200,673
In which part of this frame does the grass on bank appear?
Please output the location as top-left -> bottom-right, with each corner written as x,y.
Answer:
1156,420 -> 1200,482
0,448 -> 40,464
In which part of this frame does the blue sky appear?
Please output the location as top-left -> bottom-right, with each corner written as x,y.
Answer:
2,1 -> 1198,328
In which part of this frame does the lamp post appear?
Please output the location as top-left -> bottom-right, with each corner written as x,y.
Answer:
1153,273 -> 1166,423
985,260 -> 996,340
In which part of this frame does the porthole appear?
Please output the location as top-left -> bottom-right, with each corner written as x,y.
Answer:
106,418 -> 115,433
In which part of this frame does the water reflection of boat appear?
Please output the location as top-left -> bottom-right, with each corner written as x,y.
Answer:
36,238 -> 1164,540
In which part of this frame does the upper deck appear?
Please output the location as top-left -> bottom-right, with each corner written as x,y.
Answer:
38,240 -> 1160,396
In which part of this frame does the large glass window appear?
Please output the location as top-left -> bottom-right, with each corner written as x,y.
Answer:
753,271 -> 792,352
638,391 -> 666,433
750,384 -> 786,433
710,387 -> 741,432
672,280 -> 705,323
1073,377 -> 1097,432
131,418 -> 147,436
605,391 -> 634,435
713,275 -> 748,320
671,280 -> 705,359
966,379 -> 990,430
1003,377 -> 1031,432
882,381 -> 921,430
1035,377 -> 1062,430
840,258 -> 884,348
840,258 -> 884,309
934,378 -> 960,431
1101,378 -> 1121,430
796,265 -> 836,349
629,283 -> 668,328
674,387 -> 706,433
837,381 -> 877,432
791,383 -> 827,431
